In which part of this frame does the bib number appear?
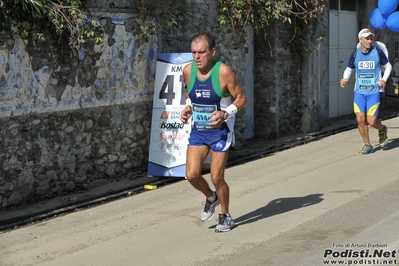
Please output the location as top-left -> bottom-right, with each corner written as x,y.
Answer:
192,103 -> 216,131
358,73 -> 375,90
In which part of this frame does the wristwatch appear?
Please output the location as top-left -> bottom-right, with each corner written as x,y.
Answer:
222,110 -> 229,120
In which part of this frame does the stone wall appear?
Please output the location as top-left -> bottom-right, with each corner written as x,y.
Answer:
300,4 -> 330,133
0,103 -> 151,208
253,16 -> 329,140
0,9 -> 159,209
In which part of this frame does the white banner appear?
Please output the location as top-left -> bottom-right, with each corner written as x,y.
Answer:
147,53 -> 193,177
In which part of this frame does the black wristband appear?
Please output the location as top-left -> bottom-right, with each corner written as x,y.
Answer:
222,110 -> 229,120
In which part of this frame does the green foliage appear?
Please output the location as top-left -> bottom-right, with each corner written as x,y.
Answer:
132,0 -> 192,42
133,20 -> 157,43
0,0 -> 323,53
156,5 -> 191,30
218,0 -> 324,54
0,0 -> 103,51
218,0 -> 321,33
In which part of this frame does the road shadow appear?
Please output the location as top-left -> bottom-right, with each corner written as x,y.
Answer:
212,193 -> 324,229
375,136 -> 399,151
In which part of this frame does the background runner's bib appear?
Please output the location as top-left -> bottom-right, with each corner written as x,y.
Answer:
357,73 -> 375,90
354,47 -> 381,94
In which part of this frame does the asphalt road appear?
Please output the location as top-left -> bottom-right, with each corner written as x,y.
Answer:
1,117 -> 399,266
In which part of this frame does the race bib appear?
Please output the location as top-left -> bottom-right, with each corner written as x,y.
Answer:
358,73 -> 375,90
192,103 -> 216,131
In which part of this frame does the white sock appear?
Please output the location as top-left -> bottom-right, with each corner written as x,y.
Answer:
207,192 -> 216,202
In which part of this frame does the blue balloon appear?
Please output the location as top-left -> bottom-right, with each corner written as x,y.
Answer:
369,8 -> 387,30
378,0 -> 399,16
387,12 -> 399,32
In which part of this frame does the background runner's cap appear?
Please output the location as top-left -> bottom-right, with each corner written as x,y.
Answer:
358,28 -> 375,39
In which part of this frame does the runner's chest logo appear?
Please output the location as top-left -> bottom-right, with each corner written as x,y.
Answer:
195,89 -> 211,98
